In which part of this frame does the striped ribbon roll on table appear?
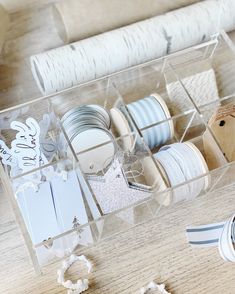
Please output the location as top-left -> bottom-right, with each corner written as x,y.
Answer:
187,214 -> 235,262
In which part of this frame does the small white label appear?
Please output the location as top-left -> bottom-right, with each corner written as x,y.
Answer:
0,140 -> 17,167
11,117 -> 48,173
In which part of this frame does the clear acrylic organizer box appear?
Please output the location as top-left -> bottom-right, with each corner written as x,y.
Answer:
0,31 -> 235,274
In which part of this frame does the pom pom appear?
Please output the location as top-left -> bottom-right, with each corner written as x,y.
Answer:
57,254 -> 92,293
140,287 -> 146,294
63,280 -> 72,288
70,254 -> 76,262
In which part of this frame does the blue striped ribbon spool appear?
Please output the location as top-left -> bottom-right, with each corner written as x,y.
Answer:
127,95 -> 172,149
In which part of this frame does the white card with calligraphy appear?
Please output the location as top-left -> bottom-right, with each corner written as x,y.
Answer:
0,140 -> 17,168
10,117 -> 48,173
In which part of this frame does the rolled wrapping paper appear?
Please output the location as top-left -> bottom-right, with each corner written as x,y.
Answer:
187,214 -> 235,262
53,0 -> 200,43
31,0 -> 235,96
110,93 -> 174,150
0,4 -> 9,54
153,142 -> 209,204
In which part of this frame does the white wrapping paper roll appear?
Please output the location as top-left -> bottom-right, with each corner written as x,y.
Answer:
31,0 -> 235,96
0,4 -> 9,54
53,0 -> 200,43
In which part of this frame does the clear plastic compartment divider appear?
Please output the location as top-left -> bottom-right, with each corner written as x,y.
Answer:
1,32 -> 235,273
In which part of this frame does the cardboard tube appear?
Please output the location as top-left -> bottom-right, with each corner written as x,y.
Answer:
53,0 -> 200,43
0,4 -> 9,54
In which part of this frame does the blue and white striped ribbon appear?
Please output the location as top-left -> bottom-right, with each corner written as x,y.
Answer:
127,95 -> 171,149
187,214 -> 235,262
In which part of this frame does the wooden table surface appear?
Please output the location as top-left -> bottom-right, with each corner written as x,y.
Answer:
0,1 -> 235,293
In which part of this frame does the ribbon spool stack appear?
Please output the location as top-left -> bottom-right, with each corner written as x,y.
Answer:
144,142 -> 209,205
61,105 -> 116,174
111,94 -> 174,150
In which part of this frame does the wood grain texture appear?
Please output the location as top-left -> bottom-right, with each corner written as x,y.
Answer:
1,183 -> 235,294
0,1 -> 235,294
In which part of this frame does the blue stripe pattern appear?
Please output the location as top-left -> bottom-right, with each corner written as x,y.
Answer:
189,239 -> 219,245
127,96 -> 171,149
186,224 -> 224,233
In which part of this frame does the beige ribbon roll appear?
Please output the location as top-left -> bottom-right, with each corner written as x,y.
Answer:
53,0 -> 200,43
0,4 -> 9,54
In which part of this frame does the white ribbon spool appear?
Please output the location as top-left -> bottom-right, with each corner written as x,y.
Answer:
187,214 -> 235,262
153,142 -> 209,204
31,0 -> 235,95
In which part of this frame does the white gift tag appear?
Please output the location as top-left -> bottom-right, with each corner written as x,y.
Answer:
16,181 -> 60,244
76,168 -> 104,235
35,237 -> 69,265
0,139 -> 17,167
11,117 -> 48,173
50,170 -> 93,245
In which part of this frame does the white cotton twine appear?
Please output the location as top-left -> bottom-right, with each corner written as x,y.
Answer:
140,281 -> 171,294
31,0 -> 235,95
57,254 -> 92,294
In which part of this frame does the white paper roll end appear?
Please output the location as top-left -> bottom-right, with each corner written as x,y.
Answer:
30,56 -> 47,95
